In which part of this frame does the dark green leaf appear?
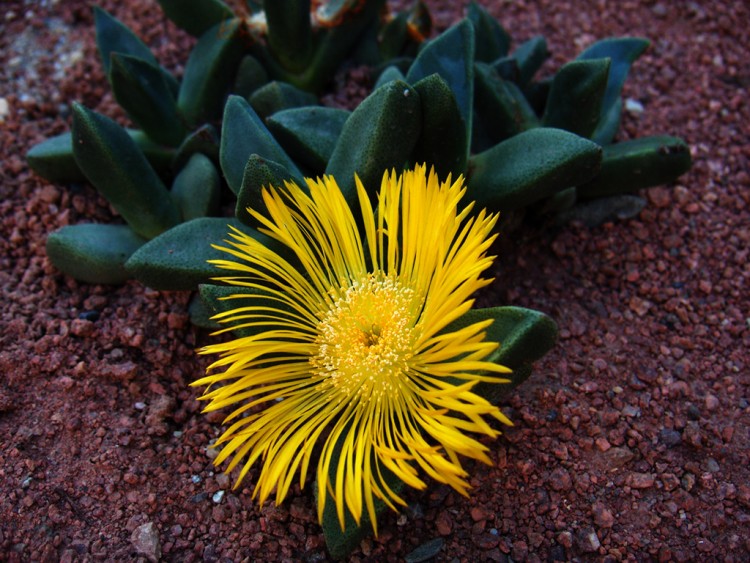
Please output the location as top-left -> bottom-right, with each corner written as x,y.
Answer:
411,74 -> 468,179
512,35 -> 549,87
110,53 -> 187,147
171,153 -> 221,220
473,62 -> 538,150
125,217 -> 279,290
71,103 -> 181,239
406,19 -> 475,147
248,80 -> 318,120
325,80 -> 421,205
232,55 -> 269,99
155,0 -> 234,38
576,135 -> 692,199
467,1 -> 510,62
236,154 -> 303,226
373,65 -> 406,90
172,124 -> 220,171
467,127 -> 602,210
220,95 -> 301,194
264,0 -> 313,73
46,223 -> 146,284
577,37 -> 650,136
94,6 -> 158,76
443,306 -> 558,403
542,58 -> 611,138
266,107 -> 350,174
178,19 -> 246,126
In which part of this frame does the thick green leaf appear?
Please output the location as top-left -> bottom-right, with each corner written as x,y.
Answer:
512,35 -> 549,87
248,81 -> 318,120
378,12 -> 409,61
27,129 -> 175,184
188,291 -> 221,329
411,74 -> 468,179
373,65 -> 406,90
198,283 -> 295,337
155,0 -> 234,38
577,37 -> 650,138
473,62 -> 538,149
172,124 -> 220,171
232,55 -> 269,99
220,95 -> 301,194
542,58 -> 611,139
467,1 -> 510,62
71,103 -> 181,239
171,153 -> 221,220
266,107 -> 350,174
125,217 -> 278,290
258,0 -> 385,92
46,223 -> 146,284
27,131 -> 88,183
94,6 -> 158,76
406,19 -> 475,147
236,155 -> 303,226
178,19 -> 246,126
110,53 -> 187,147
467,127 -> 602,210
265,0 -> 313,73
591,96 -> 622,146
325,80 -> 421,204
318,430 -> 404,560
443,306 -> 558,403
576,135 -> 692,198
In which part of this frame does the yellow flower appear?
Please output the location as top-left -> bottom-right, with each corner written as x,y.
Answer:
194,164 -> 512,533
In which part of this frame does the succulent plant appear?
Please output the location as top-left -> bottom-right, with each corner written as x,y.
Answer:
24,1 -> 694,557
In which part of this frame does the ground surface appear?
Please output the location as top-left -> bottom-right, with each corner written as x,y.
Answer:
1,0 -> 749,561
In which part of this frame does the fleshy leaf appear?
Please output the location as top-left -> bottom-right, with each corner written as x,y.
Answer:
46,223 -> 146,284
236,155 -> 303,226
467,127 -> 602,210
406,19 -> 475,149
248,81 -> 318,120
577,37 -> 650,139
325,80 -> 420,204
171,153 -> 221,221
317,431 -> 403,560
542,58 -> 611,139
172,124 -> 220,171
109,53 -> 187,147
197,283 -> 290,337
125,217 -> 280,290
27,129 -> 175,184
467,1 -> 510,62
265,0 -> 313,73
591,97 -> 622,146
411,74 -> 467,179
94,6 -> 158,76
155,0 -> 234,38
444,306 -> 558,403
232,55 -> 269,99
576,135 -> 692,199
71,103 -> 181,239
512,35 -> 549,87
188,291 -> 221,329
220,95 -> 301,194
266,107 -> 350,174
373,65 -> 406,90
178,19 -> 246,126
473,62 -> 538,151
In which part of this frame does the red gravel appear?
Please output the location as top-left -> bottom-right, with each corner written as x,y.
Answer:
2,0 -> 749,561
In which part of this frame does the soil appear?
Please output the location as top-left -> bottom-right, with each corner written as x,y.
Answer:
1,0 -> 749,561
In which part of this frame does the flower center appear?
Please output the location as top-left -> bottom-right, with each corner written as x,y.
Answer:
311,274 -> 420,402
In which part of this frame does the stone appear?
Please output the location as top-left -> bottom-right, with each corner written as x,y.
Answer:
575,527 -> 601,553
131,522 -> 161,563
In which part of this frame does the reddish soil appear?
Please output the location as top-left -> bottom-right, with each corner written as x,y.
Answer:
1,0 -> 749,561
